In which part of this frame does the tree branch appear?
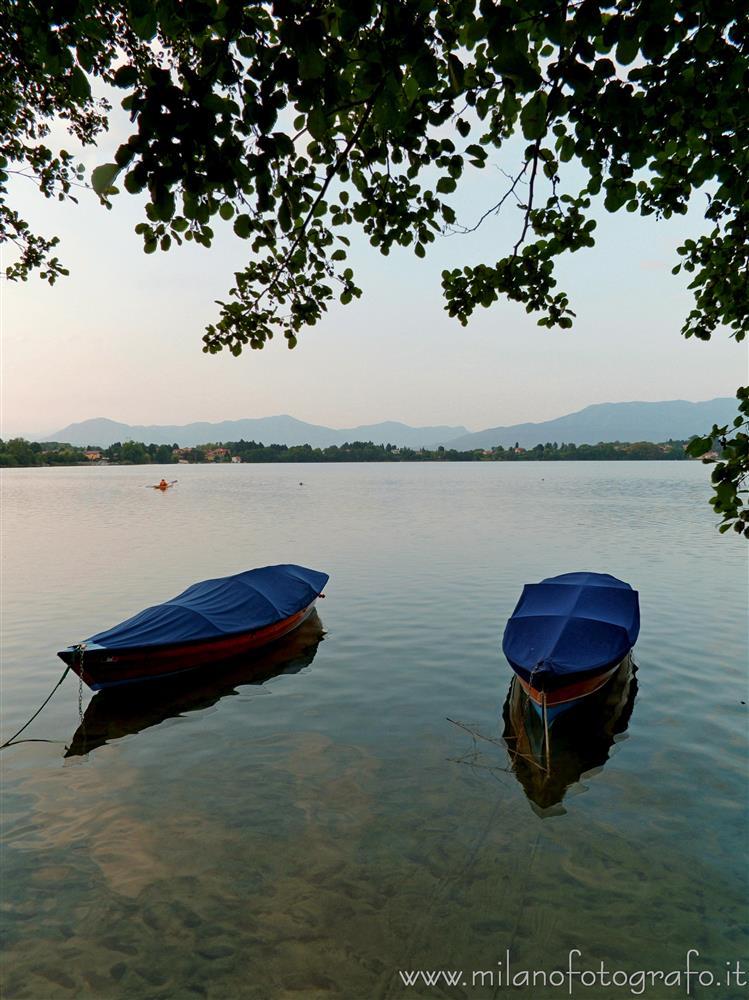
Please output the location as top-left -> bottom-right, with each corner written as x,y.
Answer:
449,162 -> 531,235
513,138 -> 541,255
256,81 -> 385,308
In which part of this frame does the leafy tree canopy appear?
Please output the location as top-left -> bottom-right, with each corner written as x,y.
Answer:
1,0 -> 747,532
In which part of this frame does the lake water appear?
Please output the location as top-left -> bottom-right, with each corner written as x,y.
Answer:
1,463 -> 747,1000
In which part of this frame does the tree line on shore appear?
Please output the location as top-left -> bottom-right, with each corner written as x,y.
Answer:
0,437 -> 698,467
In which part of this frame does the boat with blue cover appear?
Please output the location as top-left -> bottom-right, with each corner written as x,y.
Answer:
502,571 -> 640,724
58,564 -> 328,690
502,658 -> 638,815
64,611 -> 325,756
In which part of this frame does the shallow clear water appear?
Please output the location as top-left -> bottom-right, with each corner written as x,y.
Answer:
1,463 -> 747,999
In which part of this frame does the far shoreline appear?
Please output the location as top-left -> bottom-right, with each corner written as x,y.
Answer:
1,433 -> 715,470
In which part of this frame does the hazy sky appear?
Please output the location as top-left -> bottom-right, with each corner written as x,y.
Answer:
1,103 -> 744,438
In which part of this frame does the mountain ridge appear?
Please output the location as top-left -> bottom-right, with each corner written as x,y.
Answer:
438,397 -> 737,449
34,415 -> 469,449
32,397 -> 736,450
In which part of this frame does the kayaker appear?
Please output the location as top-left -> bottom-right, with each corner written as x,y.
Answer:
158,479 -> 169,490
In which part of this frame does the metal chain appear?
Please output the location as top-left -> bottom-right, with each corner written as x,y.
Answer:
76,643 -> 86,725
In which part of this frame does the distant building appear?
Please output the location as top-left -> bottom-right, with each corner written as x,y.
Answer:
231,456 -> 242,463
84,450 -> 101,461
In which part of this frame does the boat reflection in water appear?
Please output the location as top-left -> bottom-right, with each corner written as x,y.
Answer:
65,611 -> 325,758
502,657 -> 638,816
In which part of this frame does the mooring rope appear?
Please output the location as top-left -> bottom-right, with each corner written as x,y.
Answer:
0,665 -> 71,750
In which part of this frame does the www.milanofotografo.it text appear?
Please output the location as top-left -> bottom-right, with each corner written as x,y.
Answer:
397,949 -> 748,995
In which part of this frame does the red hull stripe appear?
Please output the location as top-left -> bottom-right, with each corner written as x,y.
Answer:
515,661 -> 621,707
73,605 -> 313,688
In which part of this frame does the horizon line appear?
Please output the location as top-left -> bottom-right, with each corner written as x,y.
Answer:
6,392 -> 734,440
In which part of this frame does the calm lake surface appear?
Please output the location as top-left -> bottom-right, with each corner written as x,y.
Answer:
1,463 -> 747,1000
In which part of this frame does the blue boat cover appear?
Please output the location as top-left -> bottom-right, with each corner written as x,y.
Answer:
502,572 -> 639,679
86,565 -> 329,650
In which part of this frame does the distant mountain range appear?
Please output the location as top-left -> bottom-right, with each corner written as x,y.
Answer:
440,397 -> 738,449
37,415 -> 468,449
36,397 -> 735,450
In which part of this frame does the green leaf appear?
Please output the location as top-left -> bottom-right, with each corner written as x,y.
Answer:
298,42 -> 325,81
520,92 -> 548,140
685,436 -> 713,457
124,170 -> 145,194
448,54 -> 465,93
465,144 -> 487,164
307,107 -> 328,140
278,200 -> 291,232
131,9 -> 157,40
233,215 -> 252,239
91,163 -> 120,196
69,66 -> 91,101
493,44 -> 541,91
616,37 -> 639,65
113,65 -> 138,88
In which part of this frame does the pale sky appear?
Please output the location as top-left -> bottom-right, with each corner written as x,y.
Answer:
1,101 -> 744,438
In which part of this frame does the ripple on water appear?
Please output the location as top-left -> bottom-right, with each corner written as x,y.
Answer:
1,462 -> 746,998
